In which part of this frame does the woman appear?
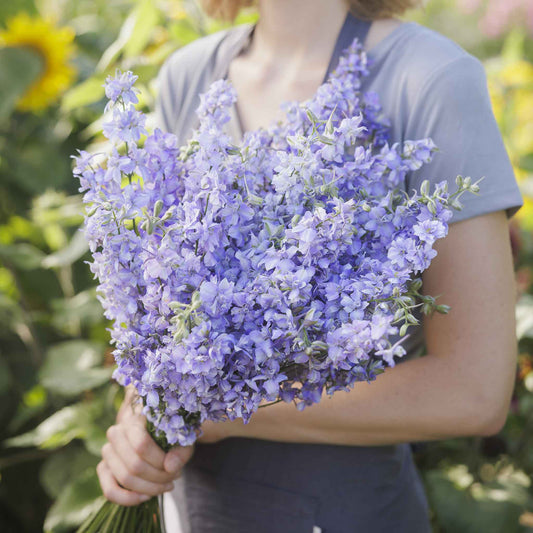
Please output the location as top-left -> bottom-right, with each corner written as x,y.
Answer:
97,0 -> 523,531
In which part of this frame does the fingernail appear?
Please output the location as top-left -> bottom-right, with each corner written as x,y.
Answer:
139,494 -> 151,502
165,483 -> 174,491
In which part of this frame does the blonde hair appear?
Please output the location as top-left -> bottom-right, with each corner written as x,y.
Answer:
197,0 -> 420,22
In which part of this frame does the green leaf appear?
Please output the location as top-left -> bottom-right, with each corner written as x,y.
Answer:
61,76 -> 106,112
84,424 -> 108,457
97,14 -> 136,71
0,243 -> 45,269
501,28 -> 527,63
42,230 -> 89,268
40,443 -> 99,499
5,384 -> 48,436
424,467 -> 531,533
0,356 -> 12,394
50,288 -> 105,332
43,468 -> 104,532
124,0 -> 160,57
0,214 -> 40,244
32,191 -> 84,227
169,18 -> 201,46
3,140 -> 72,194
0,0 -> 37,25
0,293 -> 23,329
4,403 -> 92,449
0,46 -> 43,120
39,340 -> 113,397
518,153 -> 533,173
97,0 -> 160,71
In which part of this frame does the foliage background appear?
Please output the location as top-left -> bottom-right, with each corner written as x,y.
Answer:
0,0 -> 532,531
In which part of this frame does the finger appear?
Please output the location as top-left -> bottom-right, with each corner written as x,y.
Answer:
116,387 -> 140,423
122,421 -> 167,470
107,425 -> 178,483
119,402 -> 146,426
164,445 -> 195,475
101,442 -> 175,497
96,460 -> 152,507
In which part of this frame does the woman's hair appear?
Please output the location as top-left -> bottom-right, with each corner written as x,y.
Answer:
197,0 -> 421,22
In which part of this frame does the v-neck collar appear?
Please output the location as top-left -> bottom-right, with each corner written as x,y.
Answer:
217,10 -> 372,141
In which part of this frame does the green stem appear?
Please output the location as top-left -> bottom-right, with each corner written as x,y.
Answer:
76,498 -> 108,532
258,398 -> 284,409
101,502 -> 122,531
109,505 -> 125,533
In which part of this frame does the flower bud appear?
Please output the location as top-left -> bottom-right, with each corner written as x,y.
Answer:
146,217 -> 154,234
410,279 -> 423,292
450,198 -> 463,210
154,200 -> 164,217
248,193 -> 264,206
306,109 -> 319,125
393,309 -> 404,322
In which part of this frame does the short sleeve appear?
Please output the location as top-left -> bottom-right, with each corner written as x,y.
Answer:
152,32 -> 222,140
404,55 -> 523,223
154,58 -> 180,134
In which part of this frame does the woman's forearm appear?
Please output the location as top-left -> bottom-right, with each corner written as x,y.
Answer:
220,349 -> 510,446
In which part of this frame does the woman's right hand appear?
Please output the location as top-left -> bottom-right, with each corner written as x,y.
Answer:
97,385 -> 195,506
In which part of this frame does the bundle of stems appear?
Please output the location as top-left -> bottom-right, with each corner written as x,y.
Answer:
77,418 -> 170,533
77,496 -> 163,533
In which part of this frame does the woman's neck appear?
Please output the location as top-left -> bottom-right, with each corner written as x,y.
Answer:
252,0 -> 349,63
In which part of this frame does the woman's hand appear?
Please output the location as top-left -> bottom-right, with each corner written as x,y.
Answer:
97,385 -> 194,506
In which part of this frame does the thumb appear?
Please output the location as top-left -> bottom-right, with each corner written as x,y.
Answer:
164,445 -> 194,474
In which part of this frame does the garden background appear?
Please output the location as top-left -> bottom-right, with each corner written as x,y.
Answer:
0,0 -> 532,531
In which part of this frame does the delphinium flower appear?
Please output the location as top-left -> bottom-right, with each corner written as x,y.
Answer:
76,45 -> 479,446
74,43 -> 478,533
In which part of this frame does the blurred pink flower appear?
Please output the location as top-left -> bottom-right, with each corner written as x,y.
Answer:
457,0 -> 482,15
456,0 -> 533,37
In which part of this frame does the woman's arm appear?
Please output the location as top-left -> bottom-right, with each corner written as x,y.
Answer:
199,210 -> 518,445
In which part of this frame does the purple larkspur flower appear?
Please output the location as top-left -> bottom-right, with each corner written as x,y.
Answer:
75,35 -> 466,446
104,69 -> 139,110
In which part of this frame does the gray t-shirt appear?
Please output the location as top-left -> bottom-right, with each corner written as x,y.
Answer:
156,12 -> 522,533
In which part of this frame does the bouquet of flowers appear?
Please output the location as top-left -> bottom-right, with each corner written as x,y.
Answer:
74,37 -> 477,532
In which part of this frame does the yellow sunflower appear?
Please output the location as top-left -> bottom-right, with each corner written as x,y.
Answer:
0,13 -> 76,112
